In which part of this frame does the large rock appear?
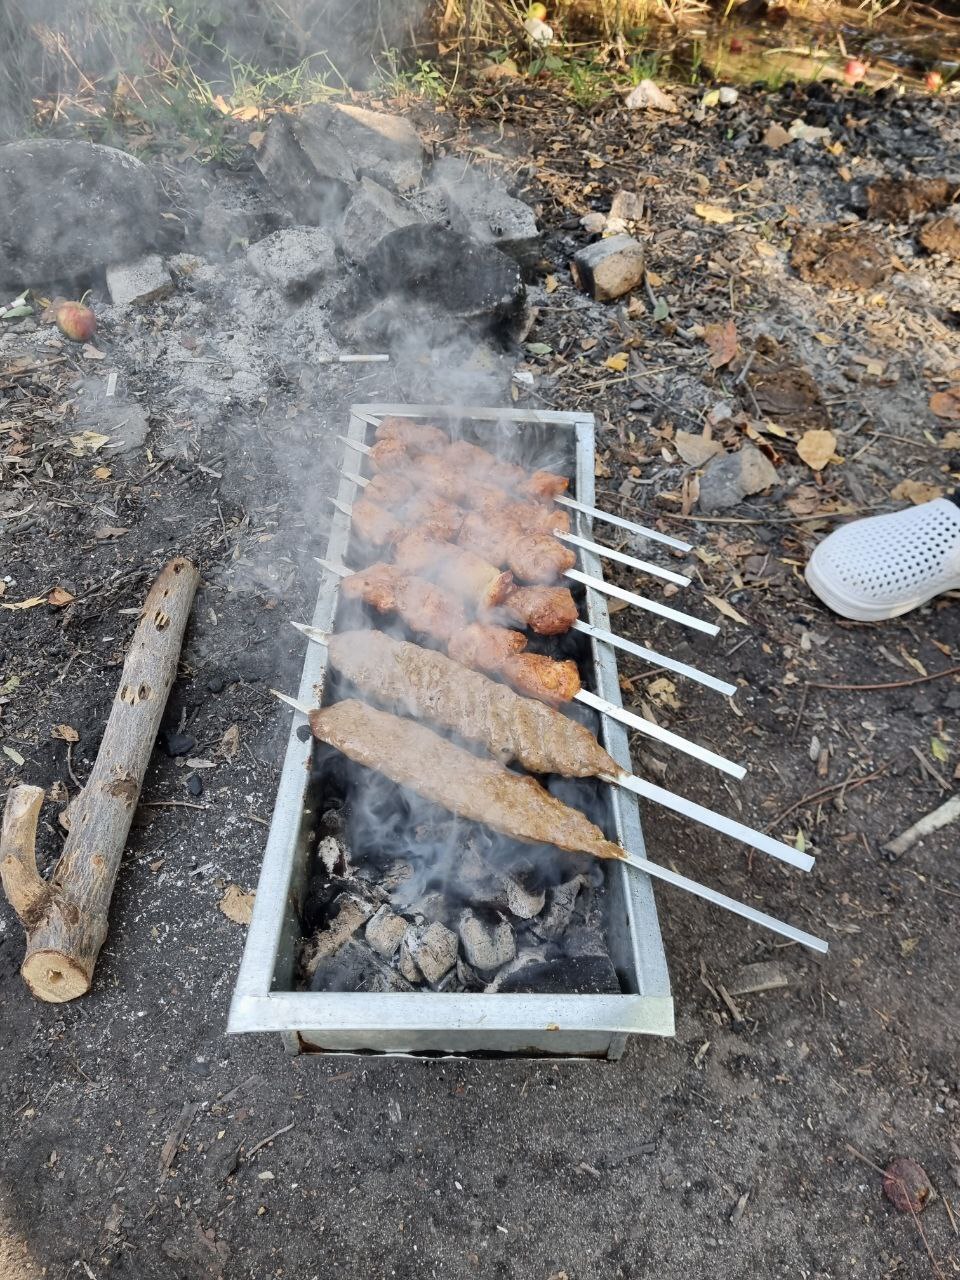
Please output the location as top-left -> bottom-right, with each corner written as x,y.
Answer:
338,176 -> 422,262
246,226 -> 337,297
698,444 -> 778,513
428,156 -> 540,266
0,140 -> 159,286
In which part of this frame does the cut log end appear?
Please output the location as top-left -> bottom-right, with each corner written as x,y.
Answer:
22,950 -> 91,1002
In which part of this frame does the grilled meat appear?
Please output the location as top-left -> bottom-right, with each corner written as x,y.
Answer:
325,630 -> 616,777
500,652 -> 581,705
374,416 -> 451,455
341,564 -> 467,642
494,585 -> 579,636
393,530 -> 513,610
309,700 -> 625,862
457,512 -> 575,585
352,495 -> 403,547
448,622 -> 528,670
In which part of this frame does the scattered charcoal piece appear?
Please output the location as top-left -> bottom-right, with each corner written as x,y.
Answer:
457,955 -> 482,991
396,890 -> 447,924
570,234 -> 645,301
162,730 -> 196,758
206,676 -> 226,694
303,893 -> 374,974
458,909 -> 516,973
186,773 -> 203,798
316,835 -> 345,878
318,807 -> 344,837
365,905 -> 407,959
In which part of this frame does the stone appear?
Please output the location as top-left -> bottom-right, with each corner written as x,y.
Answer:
571,234 -> 645,302
198,186 -> 283,255
303,893 -> 373,972
609,190 -> 645,223
698,445 -> 778,513
429,156 -> 541,266
296,102 -> 424,195
254,114 -> 351,225
623,80 -> 678,112
407,921 -> 458,986
338,176 -> 422,262
458,909 -> 516,973
718,86 -> 740,105
365,905 -> 407,959
580,212 -> 607,235
106,254 -> 173,308
246,227 -> 337,297
0,140 -> 159,286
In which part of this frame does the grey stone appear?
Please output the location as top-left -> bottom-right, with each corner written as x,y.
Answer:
364,905 -> 407,959
458,910 -> 516,973
571,234 -> 645,301
0,140 -> 159,286
246,227 -> 337,297
106,254 -> 172,308
301,102 -> 425,193
430,156 -> 540,265
254,114 -> 351,225
198,186 -> 282,254
339,176 -> 422,262
609,190 -> 645,223
698,445 -> 778,513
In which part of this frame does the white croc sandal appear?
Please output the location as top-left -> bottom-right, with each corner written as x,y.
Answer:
805,497 -> 960,622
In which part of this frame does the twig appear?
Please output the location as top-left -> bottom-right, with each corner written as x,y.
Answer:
844,1146 -> 946,1280
768,766 -> 887,829
246,1120 -> 294,1160
791,683 -> 810,742
885,793 -> 960,857
806,665 -> 960,693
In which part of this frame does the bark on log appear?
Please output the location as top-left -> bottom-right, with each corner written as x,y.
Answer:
0,557 -> 199,1002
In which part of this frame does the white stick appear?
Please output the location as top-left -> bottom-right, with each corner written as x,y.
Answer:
566,569 -> 719,636
884,793 -> 960,857
319,354 -> 390,364
336,435 -> 692,552
572,620 -> 737,698
292,618 -> 810,874
342,471 -> 690,587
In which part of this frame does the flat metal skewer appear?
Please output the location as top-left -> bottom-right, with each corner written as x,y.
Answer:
337,434 -> 691,552
328,493 -> 717,638
272,684 -> 821,947
571,620 -> 737,699
342,471 -> 690,588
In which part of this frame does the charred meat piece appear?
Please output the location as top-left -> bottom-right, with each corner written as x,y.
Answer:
341,564 -> 467,643
448,622 -> 528,671
325,630 -> 617,778
374,416 -> 449,454
501,653 -> 581,705
309,700 -> 625,862
495,585 -> 579,637
393,531 -> 513,611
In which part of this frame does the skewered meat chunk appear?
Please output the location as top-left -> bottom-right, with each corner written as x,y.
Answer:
448,623 -> 528,671
402,491 -> 464,542
393,531 -> 513,610
520,471 -> 570,501
369,436 -> 409,470
352,495 -> 403,547
341,564 -> 467,642
495,585 -> 579,636
501,653 -> 581,705
309,700 -> 626,862
456,512 -> 575,585
367,434 -> 569,508
365,472 -> 418,506
325,630 -> 617,777
375,416 -> 449,454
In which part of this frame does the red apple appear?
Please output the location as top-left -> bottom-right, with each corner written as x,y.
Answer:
925,70 -> 943,92
55,301 -> 96,343
729,37 -> 744,53
843,58 -> 867,86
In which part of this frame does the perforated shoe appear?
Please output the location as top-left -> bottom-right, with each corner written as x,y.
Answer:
804,497 -> 960,621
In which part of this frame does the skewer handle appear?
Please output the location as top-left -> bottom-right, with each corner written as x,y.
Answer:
567,569 -> 719,637
558,532 -> 690,587
572,620 -> 736,698
339,434 -> 372,454
578,689 -> 746,780
618,847 -> 826,952
604,770 -> 814,872
556,495 -> 691,552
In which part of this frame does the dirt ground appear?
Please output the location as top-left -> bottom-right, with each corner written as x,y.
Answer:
2,77 -> 960,1279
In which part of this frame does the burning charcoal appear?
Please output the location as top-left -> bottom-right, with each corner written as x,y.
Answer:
501,864 -> 547,921
493,954 -> 620,995
301,875 -> 358,934
564,924 -> 609,957
534,875 -> 588,940
457,956 -> 482,991
485,947 -> 549,993
407,921 -> 458,987
398,929 -> 422,984
302,893 -> 374,975
393,889 -> 447,925
379,860 -> 415,894
365,905 -> 407,960
458,910 -> 516,974
316,834 -> 345,878
455,844 -> 545,920
308,940 -> 414,993
319,807 -> 344,837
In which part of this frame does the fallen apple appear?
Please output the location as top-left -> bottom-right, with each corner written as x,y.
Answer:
55,301 -> 97,343
729,37 -> 744,53
527,2 -> 548,18
925,69 -> 943,91
843,58 -> 867,86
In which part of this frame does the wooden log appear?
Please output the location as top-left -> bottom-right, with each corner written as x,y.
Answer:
0,557 -> 199,1002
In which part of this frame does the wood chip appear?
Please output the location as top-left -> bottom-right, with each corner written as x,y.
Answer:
727,961 -> 791,996
219,884 -> 255,925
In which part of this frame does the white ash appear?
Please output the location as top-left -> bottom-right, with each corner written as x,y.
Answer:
407,921 -> 458,986
316,835 -> 345,878
365,905 -> 407,960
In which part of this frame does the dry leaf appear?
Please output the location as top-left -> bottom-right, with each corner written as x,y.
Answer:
694,203 -> 736,225
219,884 -> 255,925
545,274 -> 558,294
93,526 -> 130,540
675,429 -> 725,467
647,676 -> 681,710
51,723 -> 79,742
762,122 -> 792,150
2,746 -> 25,766
219,723 -> 241,760
882,1158 -> 932,1215
705,594 -> 749,625
931,737 -> 949,763
604,352 -> 629,372
1,596 -> 46,611
93,465 -> 113,480
891,479 -> 944,504
796,429 -> 837,472
814,331 -> 840,347
69,430 -> 110,454
900,649 -> 927,677
623,79 -> 678,112
703,318 -> 739,369
47,586 -> 74,607
940,430 -> 960,449
929,387 -> 960,420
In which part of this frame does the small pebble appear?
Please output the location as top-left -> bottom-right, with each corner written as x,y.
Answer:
162,729 -> 196,757
207,675 -> 226,693
187,773 -> 203,797
719,86 -> 739,105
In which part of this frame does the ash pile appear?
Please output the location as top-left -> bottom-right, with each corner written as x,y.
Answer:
299,761 -> 622,997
